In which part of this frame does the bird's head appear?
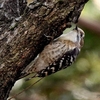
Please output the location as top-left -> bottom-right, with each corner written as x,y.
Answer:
73,26 -> 85,47
59,26 -> 85,48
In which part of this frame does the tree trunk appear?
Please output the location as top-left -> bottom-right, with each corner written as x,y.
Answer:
0,0 -> 88,100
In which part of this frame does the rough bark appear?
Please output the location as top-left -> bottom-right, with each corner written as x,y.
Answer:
0,0 -> 88,100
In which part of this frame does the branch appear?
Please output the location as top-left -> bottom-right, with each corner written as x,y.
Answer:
0,0 -> 88,100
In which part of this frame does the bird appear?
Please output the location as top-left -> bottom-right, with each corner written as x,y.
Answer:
20,26 -> 85,80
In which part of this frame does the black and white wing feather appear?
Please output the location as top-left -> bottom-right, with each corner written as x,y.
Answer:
27,40 -> 79,77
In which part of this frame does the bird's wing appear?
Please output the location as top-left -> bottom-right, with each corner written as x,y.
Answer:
20,40 -> 79,78
33,40 -> 79,73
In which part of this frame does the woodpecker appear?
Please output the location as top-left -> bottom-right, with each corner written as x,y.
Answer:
21,27 -> 85,79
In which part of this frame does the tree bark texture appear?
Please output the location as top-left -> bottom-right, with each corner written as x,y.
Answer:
0,0 -> 88,100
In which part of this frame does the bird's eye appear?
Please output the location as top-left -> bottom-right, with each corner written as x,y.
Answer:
80,34 -> 83,37
80,32 -> 83,38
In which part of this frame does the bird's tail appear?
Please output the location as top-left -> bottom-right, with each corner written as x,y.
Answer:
25,73 -> 39,81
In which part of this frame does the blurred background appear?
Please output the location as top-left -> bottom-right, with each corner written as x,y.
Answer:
9,0 -> 100,100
